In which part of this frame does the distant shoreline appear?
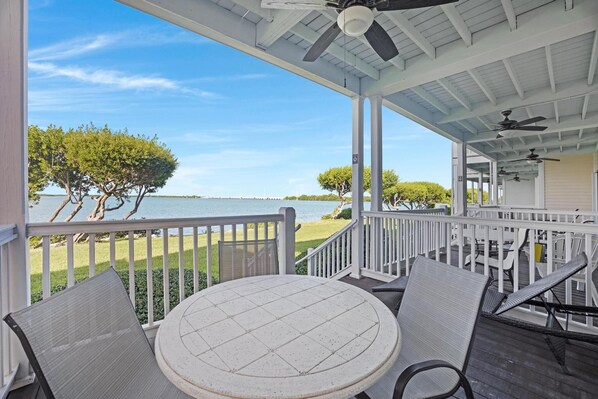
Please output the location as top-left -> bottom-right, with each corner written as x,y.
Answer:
37,194 -> 368,201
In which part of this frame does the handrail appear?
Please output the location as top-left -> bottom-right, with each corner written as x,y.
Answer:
362,211 -> 598,235
27,214 -> 284,236
0,225 -> 17,246
295,220 -> 356,265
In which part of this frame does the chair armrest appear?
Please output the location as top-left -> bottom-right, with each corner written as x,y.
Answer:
393,359 -> 474,399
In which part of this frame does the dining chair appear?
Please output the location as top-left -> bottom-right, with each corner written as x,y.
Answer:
4,269 -> 192,399
218,238 -> 278,282
358,256 -> 490,399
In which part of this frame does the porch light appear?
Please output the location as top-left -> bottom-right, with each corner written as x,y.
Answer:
337,6 -> 374,37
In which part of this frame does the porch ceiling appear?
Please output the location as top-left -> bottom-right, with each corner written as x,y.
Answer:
119,0 -> 598,160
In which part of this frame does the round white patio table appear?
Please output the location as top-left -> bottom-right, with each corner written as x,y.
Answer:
156,274 -> 401,399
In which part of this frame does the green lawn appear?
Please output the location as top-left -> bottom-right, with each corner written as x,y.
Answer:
29,219 -> 349,299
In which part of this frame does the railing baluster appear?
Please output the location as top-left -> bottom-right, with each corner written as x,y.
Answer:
445,222 -> 452,266
483,226 -> 489,277
585,233 -> 594,326
193,227 -> 199,293
42,236 -> 51,299
67,234 -> 75,287
89,234 -> 96,277
146,230 -> 154,326
109,232 -> 116,268
565,232 -> 572,304
513,228 -> 519,292
163,229 -> 170,316
435,222 -> 441,262
497,228 -> 504,293
128,231 -> 135,307
469,224 -> 476,272
546,230 -> 554,302
178,228 -> 184,302
457,223 -> 464,269
242,224 -> 247,279
206,227 -> 213,287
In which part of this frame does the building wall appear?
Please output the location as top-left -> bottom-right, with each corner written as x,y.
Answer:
544,153 -> 594,211
503,179 -> 535,207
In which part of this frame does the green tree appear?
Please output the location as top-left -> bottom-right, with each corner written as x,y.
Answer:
27,125 -> 50,205
317,166 -> 354,219
383,181 -> 449,210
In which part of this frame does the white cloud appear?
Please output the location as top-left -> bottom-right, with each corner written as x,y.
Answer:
188,74 -> 270,83
29,35 -> 117,61
29,61 -> 218,98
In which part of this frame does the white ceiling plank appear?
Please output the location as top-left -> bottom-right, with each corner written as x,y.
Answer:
519,137 -> 525,145
538,134 -> 543,143
503,58 -> 524,99
476,116 -> 494,131
385,11 -> 435,60
457,120 -> 477,134
579,128 -> 584,138
438,77 -> 472,111
525,107 -> 534,119
501,0 -> 517,30
410,86 -> 449,115
363,1 -> 598,96
118,0 -> 360,95
439,78 -> 598,124
322,10 -> 406,71
487,135 -> 596,154
565,0 -> 574,12
441,4 -> 472,47
588,31 -> 598,85
558,131 -> 562,141
553,101 -> 560,123
468,68 -> 497,105
257,10 -> 310,48
290,23 -> 380,79
467,111 -> 598,143
498,145 -> 597,161
582,94 -> 590,119
545,45 -> 556,93
229,0 -> 273,21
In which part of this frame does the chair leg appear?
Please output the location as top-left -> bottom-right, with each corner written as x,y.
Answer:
544,311 -> 570,375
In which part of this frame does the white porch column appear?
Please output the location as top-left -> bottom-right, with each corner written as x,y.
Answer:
490,161 -> 499,205
350,96 -> 364,279
370,95 -> 383,211
0,0 -> 31,383
278,207 -> 296,275
453,142 -> 468,215
477,172 -> 483,205
535,162 -> 546,208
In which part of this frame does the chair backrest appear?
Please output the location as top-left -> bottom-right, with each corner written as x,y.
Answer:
398,256 -> 490,373
502,228 -> 529,271
553,234 -> 598,273
4,269 -> 160,399
218,239 -> 278,283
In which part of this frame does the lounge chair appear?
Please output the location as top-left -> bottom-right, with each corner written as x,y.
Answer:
358,256 -> 490,399
218,238 -> 278,282
4,269 -> 192,399
485,253 -> 598,374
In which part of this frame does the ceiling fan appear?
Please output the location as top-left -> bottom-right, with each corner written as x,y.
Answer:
509,149 -> 560,164
508,174 -> 529,182
497,167 -> 512,176
491,110 -> 547,139
261,0 -> 459,62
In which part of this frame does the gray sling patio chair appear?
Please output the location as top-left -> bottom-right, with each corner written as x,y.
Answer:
4,269 -> 192,399
218,238 -> 278,282
357,256 -> 490,399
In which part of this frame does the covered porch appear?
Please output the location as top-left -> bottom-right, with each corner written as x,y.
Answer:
2,0 -> 598,398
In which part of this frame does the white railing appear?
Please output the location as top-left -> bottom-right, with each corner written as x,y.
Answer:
296,220 -> 356,279
362,211 -> 598,333
27,211 -> 292,330
392,207 -> 448,216
467,207 -> 598,223
0,225 -> 19,394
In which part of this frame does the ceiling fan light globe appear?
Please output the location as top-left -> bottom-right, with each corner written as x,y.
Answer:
337,6 -> 373,37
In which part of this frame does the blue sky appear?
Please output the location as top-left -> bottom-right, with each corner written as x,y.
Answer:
28,0 -> 452,197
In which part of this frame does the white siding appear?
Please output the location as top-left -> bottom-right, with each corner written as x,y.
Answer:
503,179 -> 535,207
544,153 -> 594,211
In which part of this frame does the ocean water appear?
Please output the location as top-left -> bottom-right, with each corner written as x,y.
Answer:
29,196 -> 342,224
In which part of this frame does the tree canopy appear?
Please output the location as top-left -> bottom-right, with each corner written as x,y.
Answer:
384,181 -> 449,210
28,124 -> 178,223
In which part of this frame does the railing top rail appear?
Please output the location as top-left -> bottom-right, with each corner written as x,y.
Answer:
468,208 -> 598,217
362,211 -> 598,235
27,214 -> 284,237
295,220 -> 357,264
0,224 -> 17,246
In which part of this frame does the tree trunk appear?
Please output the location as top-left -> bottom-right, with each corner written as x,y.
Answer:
124,187 -> 148,220
64,200 -> 83,222
332,198 -> 346,219
47,196 -> 70,222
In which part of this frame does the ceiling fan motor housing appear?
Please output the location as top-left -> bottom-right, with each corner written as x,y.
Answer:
337,5 -> 374,36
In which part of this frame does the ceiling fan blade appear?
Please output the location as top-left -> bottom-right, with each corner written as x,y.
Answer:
516,116 -> 546,126
512,126 -> 547,131
507,159 -> 527,162
376,0 -> 457,11
261,0 -> 331,9
539,158 -> 561,162
303,23 -> 341,62
364,20 -> 399,61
